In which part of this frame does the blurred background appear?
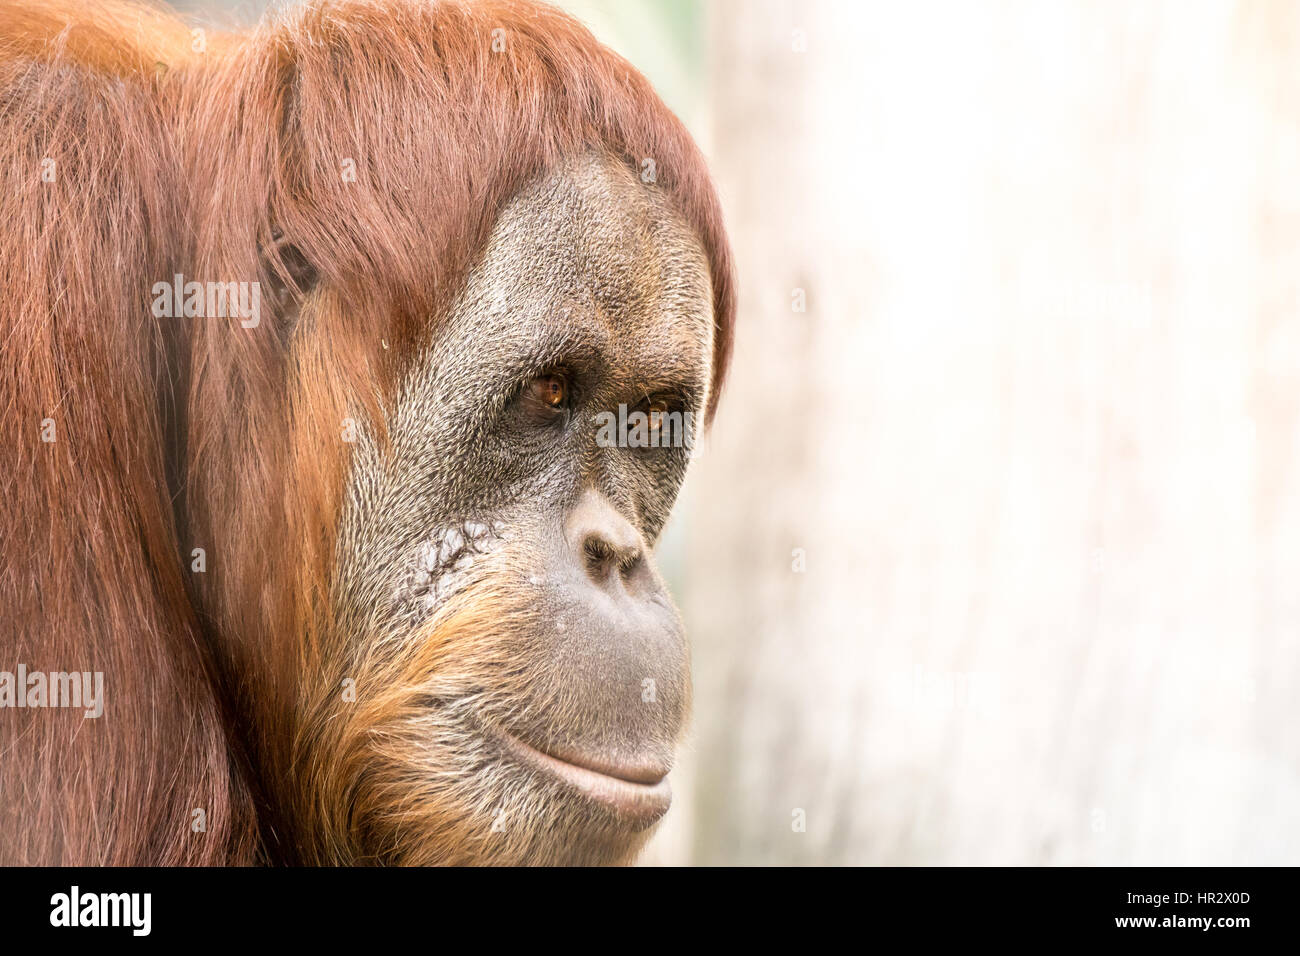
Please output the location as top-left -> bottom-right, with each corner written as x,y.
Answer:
181,0 -> 1300,864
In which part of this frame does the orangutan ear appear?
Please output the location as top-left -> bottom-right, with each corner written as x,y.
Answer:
261,228 -> 318,346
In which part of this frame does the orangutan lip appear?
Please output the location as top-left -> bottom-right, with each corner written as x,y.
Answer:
484,724 -> 672,825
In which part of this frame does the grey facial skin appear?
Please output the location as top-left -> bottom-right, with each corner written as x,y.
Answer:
393,520 -> 510,626
329,149 -> 715,863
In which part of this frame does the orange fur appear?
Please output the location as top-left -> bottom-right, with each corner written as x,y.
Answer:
0,0 -> 734,864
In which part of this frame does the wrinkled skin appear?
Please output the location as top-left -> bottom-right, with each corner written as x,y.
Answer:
320,150 -> 715,865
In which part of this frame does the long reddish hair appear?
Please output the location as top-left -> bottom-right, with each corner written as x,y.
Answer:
0,0 -> 734,864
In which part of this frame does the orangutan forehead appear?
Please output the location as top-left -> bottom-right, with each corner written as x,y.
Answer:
448,150 -> 716,403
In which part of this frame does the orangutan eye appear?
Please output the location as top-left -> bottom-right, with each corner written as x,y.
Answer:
517,371 -> 571,425
646,400 -> 670,435
621,396 -> 692,452
532,374 -> 567,408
